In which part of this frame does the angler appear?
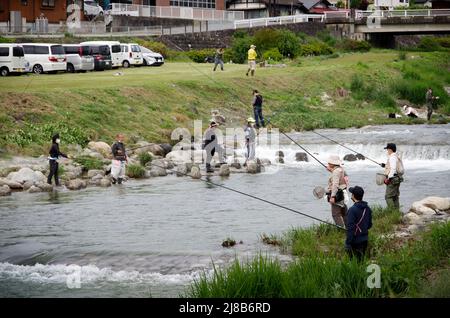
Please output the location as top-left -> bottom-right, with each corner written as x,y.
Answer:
381,143 -> 404,210
111,133 -> 128,185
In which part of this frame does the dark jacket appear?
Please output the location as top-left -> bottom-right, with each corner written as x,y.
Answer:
345,201 -> 373,246
252,94 -> 263,108
111,141 -> 127,161
49,143 -> 67,160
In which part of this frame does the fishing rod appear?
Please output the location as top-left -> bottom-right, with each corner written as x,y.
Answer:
310,130 -> 383,167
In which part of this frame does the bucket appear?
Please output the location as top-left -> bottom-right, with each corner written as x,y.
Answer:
313,186 -> 326,199
376,173 -> 385,186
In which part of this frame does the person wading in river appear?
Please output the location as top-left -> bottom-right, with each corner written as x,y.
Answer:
204,121 -> 226,173
111,134 -> 128,185
47,133 -> 68,186
326,155 -> 348,228
244,117 -> 256,163
380,143 -> 404,210
345,186 -> 372,261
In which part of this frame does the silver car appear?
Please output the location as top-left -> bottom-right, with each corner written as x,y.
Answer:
63,45 -> 95,73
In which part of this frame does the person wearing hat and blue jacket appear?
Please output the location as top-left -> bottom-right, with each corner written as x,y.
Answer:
345,186 -> 372,261
47,133 -> 68,186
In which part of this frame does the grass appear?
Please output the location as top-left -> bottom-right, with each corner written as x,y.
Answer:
0,50 -> 449,155
126,163 -> 146,178
186,211 -> 450,298
73,156 -> 104,171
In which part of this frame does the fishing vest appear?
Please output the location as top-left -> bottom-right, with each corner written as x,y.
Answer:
385,153 -> 405,177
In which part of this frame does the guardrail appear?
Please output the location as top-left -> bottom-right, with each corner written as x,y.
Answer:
234,14 -> 324,29
355,9 -> 450,19
109,4 -> 244,21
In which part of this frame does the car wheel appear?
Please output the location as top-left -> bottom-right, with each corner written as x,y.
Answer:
143,59 -> 148,66
0,67 -> 9,77
67,63 -> 75,73
99,11 -> 104,16
33,64 -> 43,74
122,60 -> 130,68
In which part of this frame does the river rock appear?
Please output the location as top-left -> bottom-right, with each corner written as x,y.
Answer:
7,167 -> 46,184
36,182 -> 53,192
260,159 -> 271,166
246,160 -> 259,174
0,185 -> 11,196
99,178 -> 111,187
22,180 -> 34,191
275,157 -> 285,164
275,151 -> 285,158
403,212 -> 422,225
91,174 -> 104,181
150,166 -> 167,177
87,169 -> 105,178
343,154 -> 357,162
190,166 -> 202,179
28,185 -> 42,193
134,142 -> 165,157
160,143 -> 173,156
4,180 -> 23,189
165,150 -> 192,164
65,179 -> 87,191
410,196 -> 450,215
231,161 -> 241,169
356,154 -> 365,160
87,141 -> 112,159
295,152 -> 308,162
219,164 -> 230,177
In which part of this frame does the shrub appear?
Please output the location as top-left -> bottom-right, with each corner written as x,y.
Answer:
0,36 -> 14,43
135,39 -> 169,57
418,37 -> 442,51
316,30 -> 336,47
338,39 -> 371,52
299,41 -> 334,56
73,156 -> 104,171
139,152 -> 153,166
263,48 -> 283,61
276,29 -> 300,58
392,80 -> 428,104
254,28 -> 280,52
230,35 -> 254,64
398,51 -> 407,60
126,164 -> 145,178
186,49 -> 215,63
350,74 -> 365,92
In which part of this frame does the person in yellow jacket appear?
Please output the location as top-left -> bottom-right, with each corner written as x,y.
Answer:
246,44 -> 257,77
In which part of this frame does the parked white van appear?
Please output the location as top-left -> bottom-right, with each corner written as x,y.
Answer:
21,43 -> 66,74
120,43 -> 143,68
80,41 -> 122,68
0,44 -> 28,76
62,44 -> 95,72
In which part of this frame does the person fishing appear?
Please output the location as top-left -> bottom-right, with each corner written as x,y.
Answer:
47,133 -> 68,186
425,87 -> 439,121
246,44 -> 257,77
111,133 -> 128,185
345,186 -> 372,261
203,121 -> 226,173
380,143 -> 404,210
326,155 -> 348,228
213,48 -> 224,72
252,90 -> 265,129
244,117 -> 256,163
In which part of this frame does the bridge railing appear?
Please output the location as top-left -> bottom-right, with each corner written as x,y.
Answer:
355,9 -> 450,20
234,14 -> 324,29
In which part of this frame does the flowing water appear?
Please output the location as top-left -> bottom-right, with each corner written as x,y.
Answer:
1,124 -> 449,298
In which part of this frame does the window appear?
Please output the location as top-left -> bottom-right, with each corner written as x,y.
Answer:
81,46 -> 91,56
111,45 -> 121,53
131,45 -> 140,53
24,45 -> 49,54
13,47 -> 24,57
21,0 -> 28,5
121,45 -> 128,52
99,45 -> 110,56
51,45 -> 64,55
41,0 -> 55,8
0,47 -> 9,57
63,46 -> 79,54
170,0 -> 215,9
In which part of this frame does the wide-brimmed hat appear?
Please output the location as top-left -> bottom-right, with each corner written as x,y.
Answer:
250,44 -> 256,48
327,155 -> 341,166
247,117 -> 256,123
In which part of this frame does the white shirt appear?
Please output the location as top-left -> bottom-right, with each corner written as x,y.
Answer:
387,153 -> 398,179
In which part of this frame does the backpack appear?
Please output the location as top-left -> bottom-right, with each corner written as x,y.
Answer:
396,154 -> 405,176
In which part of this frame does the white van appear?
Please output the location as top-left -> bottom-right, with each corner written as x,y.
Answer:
80,41 -> 122,68
21,43 -> 66,74
0,44 -> 28,76
62,44 -> 95,72
120,43 -> 143,68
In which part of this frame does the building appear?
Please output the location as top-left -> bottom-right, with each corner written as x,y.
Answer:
109,0 -> 225,10
0,0 -> 69,24
374,0 -> 409,9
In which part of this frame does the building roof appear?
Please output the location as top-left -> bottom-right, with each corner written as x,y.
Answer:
299,0 -> 331,10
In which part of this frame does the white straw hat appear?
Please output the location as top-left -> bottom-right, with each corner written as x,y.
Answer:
327,155 -> 341,166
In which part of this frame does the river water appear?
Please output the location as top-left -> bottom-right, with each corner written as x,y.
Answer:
1,124 -> 449,297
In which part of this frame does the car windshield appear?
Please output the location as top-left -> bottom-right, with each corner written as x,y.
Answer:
140,46 -> 153,53
51,45 -> 65,55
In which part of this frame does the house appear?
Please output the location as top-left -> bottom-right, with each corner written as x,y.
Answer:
114,0 -> 226,10
0,0 -> 69,24
374,0 -> 409,9
414,0 -> 450,8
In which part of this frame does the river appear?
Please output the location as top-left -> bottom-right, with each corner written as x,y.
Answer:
1,124 -> 449,297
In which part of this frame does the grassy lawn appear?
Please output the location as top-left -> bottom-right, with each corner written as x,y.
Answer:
0,50 -> 449,155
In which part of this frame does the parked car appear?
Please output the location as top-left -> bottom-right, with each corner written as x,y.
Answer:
139,46 -> 164,66
81,41 -> 121,68
0,44 -> 28,76
21,43 -> 66,74
120,43 -> 143,68
62,44 -> 95,73
82,44 -> 112,71
84,0 -> 104,17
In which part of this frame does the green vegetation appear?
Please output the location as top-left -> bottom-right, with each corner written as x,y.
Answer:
187,209 -> 450,298
138,152 -> 153,166
73,156 -> 104,171
126,163 -> 146,178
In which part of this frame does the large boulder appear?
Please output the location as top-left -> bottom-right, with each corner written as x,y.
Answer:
28,185 -> 42,193
134,142 -> 165,156
36,182 -> 53,192
275,157 -> 285,164
64,166 -> 83,180
99,178 -> 111,187
150,166 -> 167,177
403,212 -> 422,225
275,151 -> 285,158
165,150 -> 193,164
65,179 -> 87,191
410,197 -> 450,215
356,154 -> 365,160
295,152 -> 308,162
7,168 -> 46,184
4,180 -> 23,190
87,141 -> 112,159
160,143 -> 173,156
87,169 -> 105,178
0,185 -> 11,196
219,164 -> 230,177
343,154 -> 357,162
190,166 -> 202,179
246,160 -> 259,174
22,181 -> 34,191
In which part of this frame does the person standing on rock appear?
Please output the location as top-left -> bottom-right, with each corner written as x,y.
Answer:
47,133 -> 68,186
246,44 -> 257,77
244,117 -> 256,163
380,143 -> 404,210
213,48 -> 224,72
111,134 -> 128,185
326,155 -> 348,228
203,121 -> 226,173
345,186 -> 372,261
252,90 -> 265,129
